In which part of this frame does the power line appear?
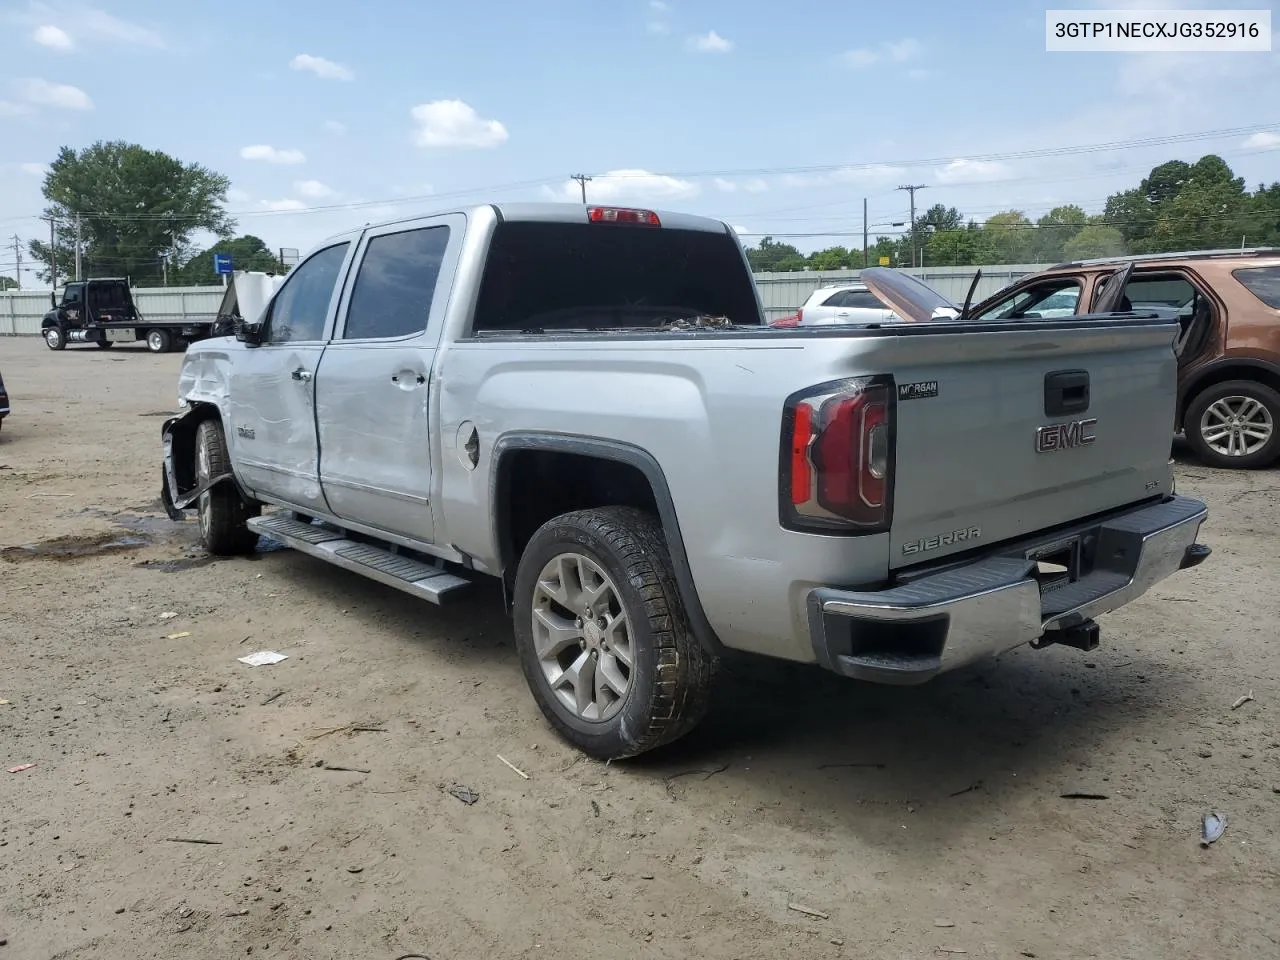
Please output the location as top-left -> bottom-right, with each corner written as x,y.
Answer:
3,121 -> 1275,229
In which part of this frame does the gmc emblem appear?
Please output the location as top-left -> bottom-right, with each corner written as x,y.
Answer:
1036,418 -> 1097,453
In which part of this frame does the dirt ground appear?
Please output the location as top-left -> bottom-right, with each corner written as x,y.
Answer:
0,335 -> 1277,960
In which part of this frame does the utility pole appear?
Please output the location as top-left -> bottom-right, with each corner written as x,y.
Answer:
896,184 -> 927,268
10,234 -> 22,290
570,173 -> 592,203
862,197 -> 869,268
41,215 -> 57,287
75,213 -> 82,280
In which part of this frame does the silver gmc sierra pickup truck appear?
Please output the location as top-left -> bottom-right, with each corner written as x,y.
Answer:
159,202 -> 1211,760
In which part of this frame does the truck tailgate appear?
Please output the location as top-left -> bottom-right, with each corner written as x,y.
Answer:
879,319 -> 1178,570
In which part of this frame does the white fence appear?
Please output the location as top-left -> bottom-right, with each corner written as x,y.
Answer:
0,264 -> 1050,335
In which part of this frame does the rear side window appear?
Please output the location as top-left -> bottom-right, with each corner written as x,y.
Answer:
842,291 -> 884,309
343,225 -> 451,340
1233,266 -> 1280,308
471,221 -> 761,333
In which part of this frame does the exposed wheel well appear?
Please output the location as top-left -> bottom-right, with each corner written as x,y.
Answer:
1180,364 -> 1280,427
165,402 -> 227,498
497,449 -> 660,577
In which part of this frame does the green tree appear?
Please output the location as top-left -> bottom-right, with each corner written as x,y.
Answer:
1031,204 -> 1088,262
0,276 -> 16,291
177,235 -> 285,284
745,236 -> 804,272
924,222 -> 983,266
1243,182 -> 1280,245
774,254 -> 808,272
27,140 -> 234,286
806,246 -> 852,270
977,211 -> 1035,263
865,236 -> 901,266
1063,224 -> 1126,260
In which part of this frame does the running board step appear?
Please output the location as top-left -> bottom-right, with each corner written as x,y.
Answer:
247,515 -> 470,605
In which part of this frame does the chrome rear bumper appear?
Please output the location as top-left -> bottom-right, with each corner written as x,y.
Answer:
807,495 -> 1209,685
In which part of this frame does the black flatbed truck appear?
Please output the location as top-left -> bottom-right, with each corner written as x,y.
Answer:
40,278 -> 217,354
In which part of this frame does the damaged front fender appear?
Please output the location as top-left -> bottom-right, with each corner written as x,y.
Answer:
160,406 -> 240,521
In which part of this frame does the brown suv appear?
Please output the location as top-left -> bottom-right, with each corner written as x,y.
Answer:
964,248 -> 1280,469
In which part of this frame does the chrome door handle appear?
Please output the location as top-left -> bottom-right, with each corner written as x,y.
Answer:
291,367 -> 312,382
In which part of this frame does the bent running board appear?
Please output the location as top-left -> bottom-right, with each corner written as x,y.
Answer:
246,514 -> 471,605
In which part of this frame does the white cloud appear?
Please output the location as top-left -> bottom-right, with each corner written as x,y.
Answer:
731,224 -> 750,236
289,54 -> 354,81
33,25 -> 72,50
18,162 -> 48,176
690,30 -> 732,53
226,187 -> 251,203
261,198 -> 307,212
294,179 -> 336,199
541,168 -> 698,203
782,163 -> 905,189
885,38 -> 922,61
410,99 -> 508,149
240,144 -> 306,165
18,78 -> 92,110
646,0 -> 671,33
1242,131 -> 1280,150
0,101 -> 35,118
713,176 -> 769,193
322,119 -> 347,137
844,37 -> 922,69
80,9 -> 165,48
935,158 -> 1012,184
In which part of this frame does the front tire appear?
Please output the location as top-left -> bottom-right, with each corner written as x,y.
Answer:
1184,380 -> 1280,469
194,418 -> 260,555
44,327 -> 66,351
511,506 -> 717,760
146,329 -> 172,353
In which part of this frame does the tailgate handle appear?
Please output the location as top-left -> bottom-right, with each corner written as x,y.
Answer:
1045,370 -> 1089,416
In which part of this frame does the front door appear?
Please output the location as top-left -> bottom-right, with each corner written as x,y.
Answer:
315,214 -> 464,544
227,239 -> 355,508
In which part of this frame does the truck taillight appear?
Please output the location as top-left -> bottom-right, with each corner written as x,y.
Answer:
587,206 -> 661,226
780,376 -> 894,533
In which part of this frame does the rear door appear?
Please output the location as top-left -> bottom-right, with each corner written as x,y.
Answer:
1093,267 -> 1217,366
227,238 -> 356,509
315,213 -> 465,543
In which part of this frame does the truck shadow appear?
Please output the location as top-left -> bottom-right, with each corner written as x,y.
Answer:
263,549 -> 1193,848
631,644 -> 1193,848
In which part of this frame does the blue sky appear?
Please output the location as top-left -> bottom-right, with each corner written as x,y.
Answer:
1,0 -> 1277,283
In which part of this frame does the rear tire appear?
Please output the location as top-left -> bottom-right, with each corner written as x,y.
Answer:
194,418 -> 260,555
511,506 -> 717,760
44,327 -> 66,351
1184,380 -> 1280,469
146,329 -> 172,354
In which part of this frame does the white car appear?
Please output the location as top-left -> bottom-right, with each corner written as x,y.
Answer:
796,283 -> 901,325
